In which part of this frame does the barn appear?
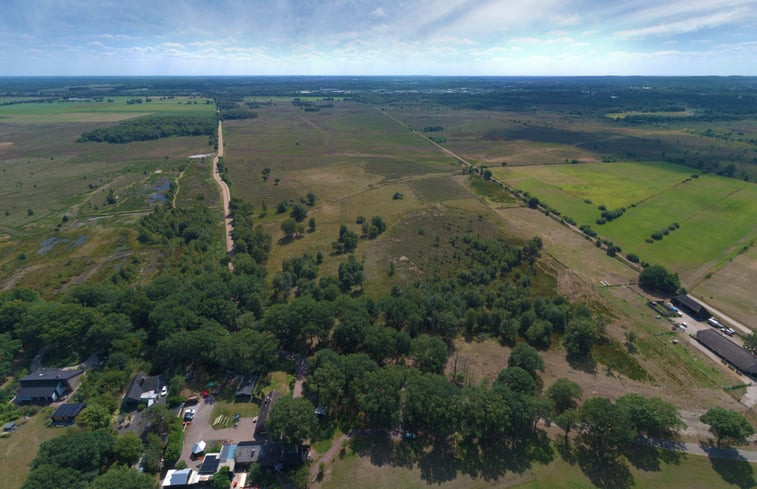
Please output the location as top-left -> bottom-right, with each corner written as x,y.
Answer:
696,329 -> 757,377
672,295 -> 710,321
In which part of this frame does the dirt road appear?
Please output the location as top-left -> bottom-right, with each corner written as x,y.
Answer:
211,121 -> 235,264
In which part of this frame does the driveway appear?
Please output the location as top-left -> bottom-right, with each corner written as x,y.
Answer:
179,400 -> 257,466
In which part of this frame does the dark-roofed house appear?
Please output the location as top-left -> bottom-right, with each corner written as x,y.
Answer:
16,369 -> 84,404
696,329 -> 757,376
673,295 -> 710,321
123,373 -> 162,409
235,375 -> 259,402
51,403 -> 86,426
198,453 -> 221,475
254,390 -> 282,437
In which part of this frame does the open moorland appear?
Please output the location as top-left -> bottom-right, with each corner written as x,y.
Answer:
1,77 -> 756,489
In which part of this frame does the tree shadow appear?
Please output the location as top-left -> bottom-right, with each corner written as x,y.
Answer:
624,444 -> 683,472
704,448 -> 756,489
576,446 -> 634,489
555,438 -> 577,465
566,352 -> 597,373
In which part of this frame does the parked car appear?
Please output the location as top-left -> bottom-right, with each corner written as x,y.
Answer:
183,408 -> 196,421
160,385 -> 168,397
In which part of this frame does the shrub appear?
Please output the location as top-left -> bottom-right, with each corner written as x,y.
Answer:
651,232 -> 663,241
626,253 -> 639,263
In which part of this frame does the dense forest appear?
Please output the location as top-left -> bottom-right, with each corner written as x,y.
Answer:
78,115 -> 216,144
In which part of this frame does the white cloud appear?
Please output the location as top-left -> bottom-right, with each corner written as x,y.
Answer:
615,8 -> 748,39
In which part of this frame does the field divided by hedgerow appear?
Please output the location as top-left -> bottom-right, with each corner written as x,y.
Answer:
492,162 -> 757,282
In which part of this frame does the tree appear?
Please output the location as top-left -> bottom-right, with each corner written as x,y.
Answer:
353,365 -> 406,429
212,466 -> 232,489
744,333 -> 757,354
88,466 -> 158,489
113,432 -> 144,467
411,334 -> 448,374
32,430 -> 115,481
332,224 -> 358,254
546,378 -> 582,414
403,373 -> 459,437
281,218 -> 297,238
459,385 -> 511,441
508,342 -> 544,377
22,464 -> 86,489
556,408 -> 579,441
700,407 -> 755,446
496,367 -> 537,395
77,403 -> 113,431
306,192 -> 316,206
616,394 -> 684,437
338,255 -> 364,292
290,204 -> 308,222
638,264 -> 680,295
562,317 -> 598,357
527,196 -> 539,209
578,397 -> 634,457
308,217 -> 316,232
266,396 -> 318,447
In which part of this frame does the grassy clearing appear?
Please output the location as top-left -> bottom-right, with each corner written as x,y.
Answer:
210,401 -> 260,429
492,162 -> 757,283
0,96 -> 214,122
692,244 -> 757,329
466,175 -> 520,206
320,438 -> 755,489
256,371 -> 294,397
0,409 -> 66,489
409,176 -> 472,203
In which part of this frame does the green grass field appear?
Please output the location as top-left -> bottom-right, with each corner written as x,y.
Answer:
0,409 -> 66,489
0,96 -> 214,122
321,438 -> 756,489
492,162 -> 757,283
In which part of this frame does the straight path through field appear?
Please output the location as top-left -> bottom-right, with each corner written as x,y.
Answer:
210,121 -> 235,266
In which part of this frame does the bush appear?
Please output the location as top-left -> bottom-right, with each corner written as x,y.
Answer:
639,264 -> 680,295
651,232 -> 663,241
392,192 -> 404,200
626,253 -> 640,263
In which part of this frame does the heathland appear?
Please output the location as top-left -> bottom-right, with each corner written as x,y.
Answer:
0,77 -> 756,489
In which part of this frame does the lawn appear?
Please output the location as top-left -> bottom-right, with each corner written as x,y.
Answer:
0,409 -> 66,489
210,401 -> 260,429
492,162 -> 757,283
320,438 -> 756,489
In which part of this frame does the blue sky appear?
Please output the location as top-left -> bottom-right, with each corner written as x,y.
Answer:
1,0 -> 756,75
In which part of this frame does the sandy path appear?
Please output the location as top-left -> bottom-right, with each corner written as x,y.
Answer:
210,121 -> 235,266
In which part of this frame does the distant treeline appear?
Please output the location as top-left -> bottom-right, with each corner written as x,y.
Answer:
78,115 -> 216,144
220,108 -> 258,120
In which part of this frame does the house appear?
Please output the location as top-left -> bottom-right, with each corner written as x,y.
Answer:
50,403 -> 86,426
162,468 -> 198,488
672,295 -> 710,321
234,375 -> 259,402
123,373 -> 162,409
254,390 -> 282,437
234,440 -> 262,471
696,329 -> 757,377
16,369 -> 84,404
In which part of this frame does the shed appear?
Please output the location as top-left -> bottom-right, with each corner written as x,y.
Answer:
672,295 -> 710,321
235,375 -> 259,401
192,440 -> 206,455
3,422 -> 17,432
51,403 -> 86,426
162,468 -> 197,488
696,329 -> 757,376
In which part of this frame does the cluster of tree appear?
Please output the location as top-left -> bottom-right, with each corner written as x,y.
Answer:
220,108 -> 258,120
332,224 -> 359,254
78,115 -> 216,144
360,215 -> 387,239
422,125 -> 444,132
138,205 -> 217,252
649,222 -> 681,242
700,406 -> 755,446
22,430 -> 156,489
596,206 -> 625,225
229,198 -> 272,265
638,264 -> 681,295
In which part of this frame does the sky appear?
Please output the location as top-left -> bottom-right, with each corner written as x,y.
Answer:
1,0 -> 757,76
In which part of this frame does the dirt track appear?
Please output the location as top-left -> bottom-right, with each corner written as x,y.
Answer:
211,121 -> 235,263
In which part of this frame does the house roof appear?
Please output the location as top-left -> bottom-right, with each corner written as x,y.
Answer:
234,441 -> 262,464
254,390 -> 282,435
696,330 -> 757,375
673,295 -> 707,314
51,403 -> 85,419
162,468 -> 193,487
19,369 -> 83,384
17,384 -> 62,399
198,454 -> 220,474
125,373 -> 161,402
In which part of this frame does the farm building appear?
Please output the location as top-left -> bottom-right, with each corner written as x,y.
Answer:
51,403 -> 86,426
696,330 -> 757,377
16,369 -> 84,404
672,295 -> 710,321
